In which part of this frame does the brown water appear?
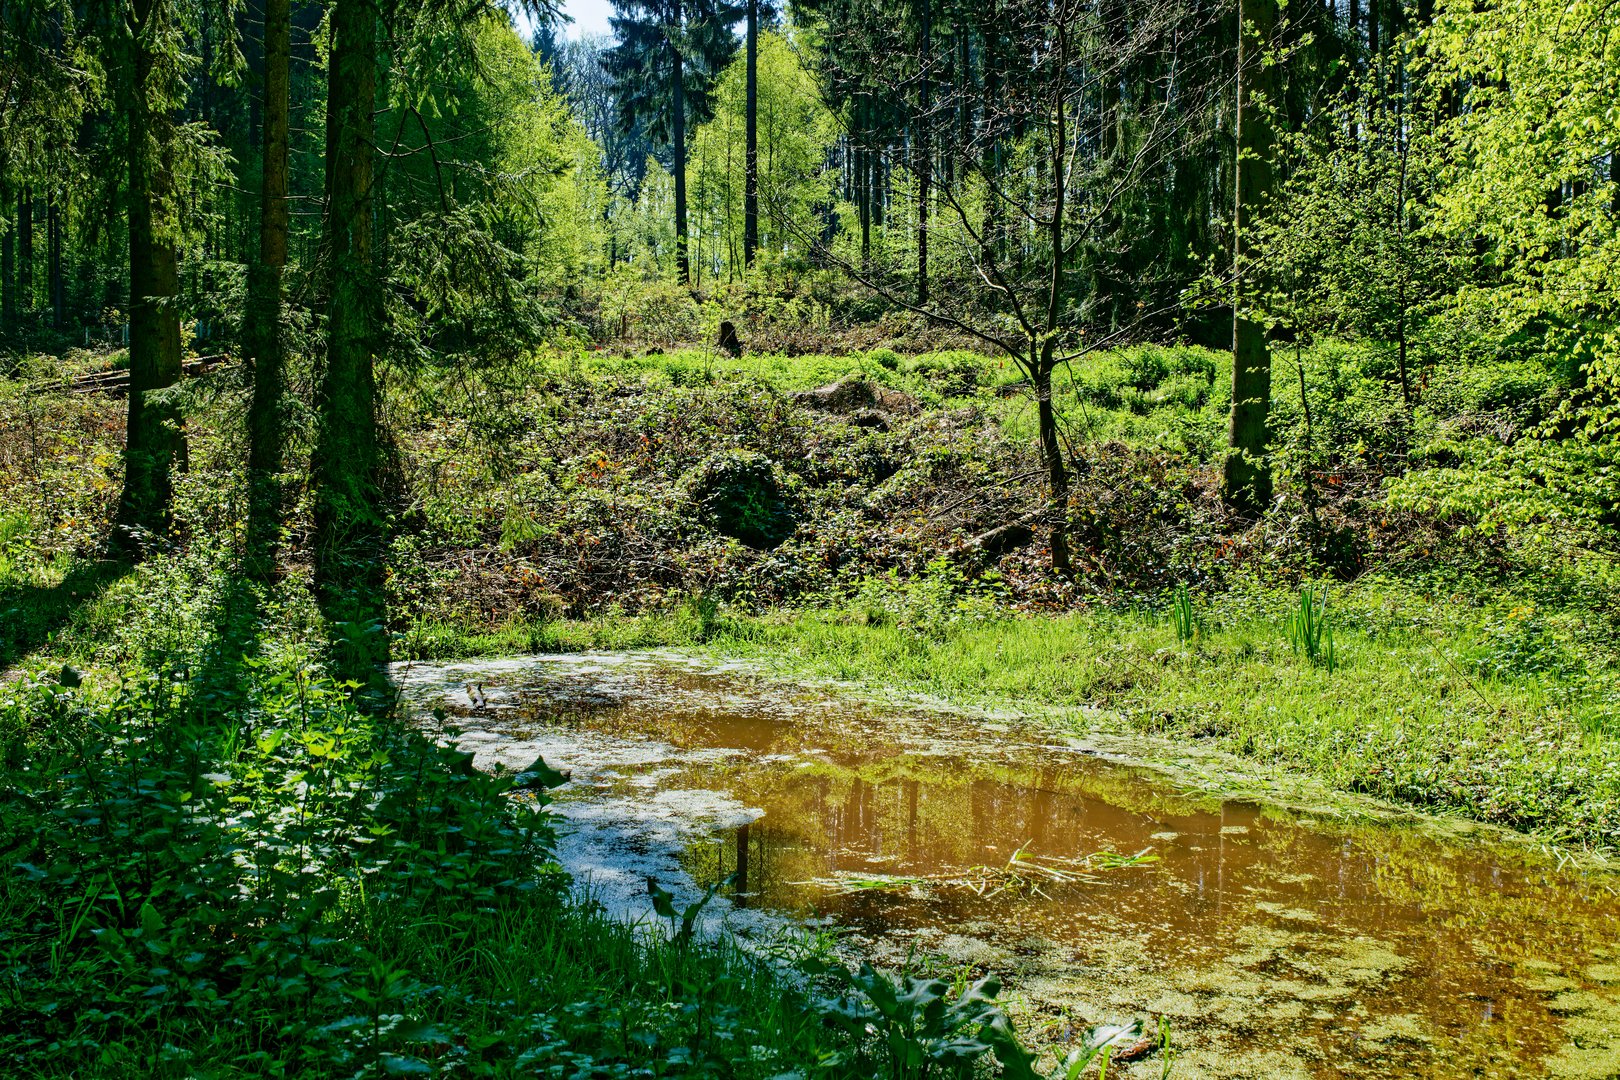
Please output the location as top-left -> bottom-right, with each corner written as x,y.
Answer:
395,654 -> 1620,1080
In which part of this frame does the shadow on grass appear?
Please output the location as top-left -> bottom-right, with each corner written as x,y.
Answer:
191,570 -> 271,721
314,558 -> 395,710
0,560 -> 134,671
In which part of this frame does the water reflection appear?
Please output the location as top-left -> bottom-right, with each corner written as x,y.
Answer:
399,656 -> 1620,1079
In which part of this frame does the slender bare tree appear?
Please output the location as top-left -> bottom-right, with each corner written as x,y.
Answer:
787,0 -> 1226,573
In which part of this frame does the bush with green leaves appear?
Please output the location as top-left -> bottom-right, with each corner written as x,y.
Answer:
681,450 -> 796,550
0,648 -> 563,1074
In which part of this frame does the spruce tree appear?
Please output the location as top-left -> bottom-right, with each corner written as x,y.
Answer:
605,0 -> 741,284
1224,0 -> 1280,515
244,0 -> 291,579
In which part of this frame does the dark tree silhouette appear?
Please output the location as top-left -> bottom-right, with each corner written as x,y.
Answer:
1224,0 -> 1281,514
742,0 -> 779,268
244,0 -> 291,579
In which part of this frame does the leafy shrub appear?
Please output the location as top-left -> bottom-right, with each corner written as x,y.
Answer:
906,351 -> 983,397
1469,605 -> 1583,681
855,559 -> 1005,640
804,960 -> 1036,1078
0,652 -> 564,1075
1423,357 -> 1560,418
0,511 -> 33,581
802,959 -> 1162,1080
1123,347 -> 1171,390
682,450 -> 796,549
612,275 -> 704,347
867,347 -> 902,370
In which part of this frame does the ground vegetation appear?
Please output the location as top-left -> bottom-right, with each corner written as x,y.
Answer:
2,0 -> 1619,1071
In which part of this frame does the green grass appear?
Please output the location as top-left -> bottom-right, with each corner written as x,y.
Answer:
539,339 -> 1398,466
398,577 -> 1620,852
395,601 -> 731,659
0,559 -> 133,671
728,605 -> 1618,849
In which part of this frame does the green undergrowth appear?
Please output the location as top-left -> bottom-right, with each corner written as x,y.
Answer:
4,335 -> 1615,1070
1,547 -> 1090,1078
0,567 -> 812,1077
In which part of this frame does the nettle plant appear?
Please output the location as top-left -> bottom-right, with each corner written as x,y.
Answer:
0,654 -> 563,1075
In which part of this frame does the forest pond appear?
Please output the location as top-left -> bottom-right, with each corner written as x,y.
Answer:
393,652 -> 1620,1080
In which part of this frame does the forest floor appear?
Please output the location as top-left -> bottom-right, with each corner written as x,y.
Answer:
3,339 -> 1619,1076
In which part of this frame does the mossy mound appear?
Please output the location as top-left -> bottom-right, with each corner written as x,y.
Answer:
682,450 -> 795,549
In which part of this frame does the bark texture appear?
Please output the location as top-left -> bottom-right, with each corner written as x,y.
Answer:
114,0 -> 185,554
1224,0 -> 1278,515
312,0 -> 381,583
244,0 -> 291,578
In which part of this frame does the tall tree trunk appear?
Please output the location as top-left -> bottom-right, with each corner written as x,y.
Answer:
47,193 -> 63,328
1039,36 -> 1071,577
1393,99 -> 1412,408
916,135 -> 929,303
18,185 -> 32,312
115,0 -> 185,555
312,0 -> 380,585
872,141 -> 885,228
245,0 -> 291,579
1100,0 -> 1123,158
672,41 -> 690,285
957,32 -> 970,159
1224,0 -> 1278,515
743,0 -> 759,268
1,188 -> 13,329
1034,356 -> 1071,576
1347,0 -> 1361,139
916,0 -> 931,304
980,26 -> 1002,267
858,112 -> 872,266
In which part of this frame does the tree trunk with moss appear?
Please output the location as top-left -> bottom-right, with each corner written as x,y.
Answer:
114,0 -> 184,555
1034,357 -> 1072,576
244,0 -> 291,579
1224,0 -> 1277,515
